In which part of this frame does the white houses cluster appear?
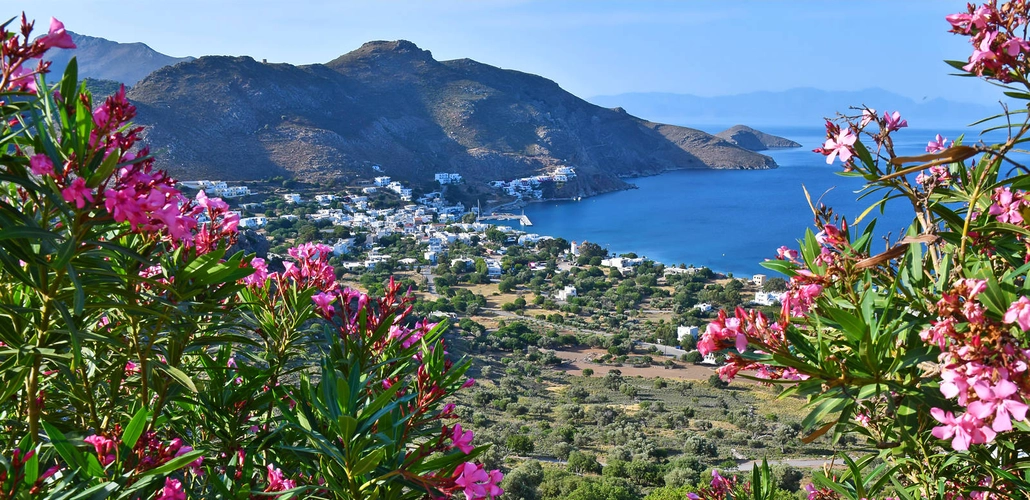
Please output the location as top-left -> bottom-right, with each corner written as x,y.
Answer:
179,180 -> 252,198
490,166 -> 577,199
434,173 -> 463,185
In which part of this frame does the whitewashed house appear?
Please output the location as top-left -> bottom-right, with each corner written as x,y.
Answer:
374,176 -> 392,187
677,326 -> 699,343
283,193 -> 301,204
752,274 -> 767,287
238,216 -> 267,229
557,285 -> 578,301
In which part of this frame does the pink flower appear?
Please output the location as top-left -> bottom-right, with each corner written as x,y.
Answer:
454,462 -> 503,500
265,464 -> 296,492
964,30 -> 999,72
40,18 -> 76,50
930,408 -> 995,451
451,424 -> 475,454
989,186 -> 1026,224
83,434 -> 116,466
1002,37 -> 1030,56
312,292 -> 336,317
29,154 -> 54,177
155,477 -> 186,500
775,246 -> 799,261
9,64 -> 38,94
461,378 -> 476,389
926,134 -> 950,153
243,257 -> 268,288
822,127 -> 857,165
62,177 -> 95,209
125,361 -> 140,375
967,379 -> 1029,432
1004,296 -> 1030,331
882,111 -> 908,131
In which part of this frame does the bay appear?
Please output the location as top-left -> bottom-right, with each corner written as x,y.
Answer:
496,125 -> 1001,276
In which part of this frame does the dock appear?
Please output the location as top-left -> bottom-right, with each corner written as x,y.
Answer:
479,213 -> 533,226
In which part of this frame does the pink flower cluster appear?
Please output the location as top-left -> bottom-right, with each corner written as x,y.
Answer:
451,462 -> 503,500
947,2 -> 1030,82
154,477 -> 185,500
265,464 -> 297,493
178,190 -> 239,255
988,186 -> 1027,224
922,279 -> 1030,450
687,470 -> 740,500
84,434 -> 117,466
698,307 -> 805,382
2,16 -> 76,94
813,121 -> 857,166
284,242 -> 337,292
927,133 -> 951,153
447,424 -> 475,454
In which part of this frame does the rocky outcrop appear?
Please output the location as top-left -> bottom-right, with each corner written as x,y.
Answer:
715,125 -> 801,151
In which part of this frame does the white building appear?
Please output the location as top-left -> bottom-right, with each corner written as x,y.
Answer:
435,173 -> 453,184
315,194 -> 339,205
238,216 -> 267,229
213,185 -> 250,198
283,193 -> 301,204
374,176 -> 392,187
677,326 -> 699,343
694,302 -> 713,313
753,291 -> 782,306
485,259 -> 503,278
752,274 -> 767,287
557,285 -> 578,301
333,238 -> 356,256
570,241 -> 579,256
362,187 -> 377,194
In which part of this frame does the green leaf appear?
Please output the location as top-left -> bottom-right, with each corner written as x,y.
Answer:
138,449 -> 204,477
41,421 -> 85,469
160,364 -> 198,393
122,408 -> 149,449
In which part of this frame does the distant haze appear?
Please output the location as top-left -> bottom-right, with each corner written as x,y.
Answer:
589,89 -> 1006,129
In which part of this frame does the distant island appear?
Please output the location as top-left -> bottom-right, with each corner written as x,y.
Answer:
715,125 -> 801,151
590,89 -> 1002,128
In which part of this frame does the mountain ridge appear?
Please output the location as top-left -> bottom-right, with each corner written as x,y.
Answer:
126,40 -> 778,198
47,31 -> 193,85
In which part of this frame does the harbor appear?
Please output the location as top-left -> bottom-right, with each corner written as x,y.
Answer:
478,212 -> 533,226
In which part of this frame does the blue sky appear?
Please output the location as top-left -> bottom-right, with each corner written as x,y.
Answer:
27,1 -> 996,104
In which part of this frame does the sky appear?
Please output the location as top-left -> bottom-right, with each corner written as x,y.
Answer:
25,1 -> 998,104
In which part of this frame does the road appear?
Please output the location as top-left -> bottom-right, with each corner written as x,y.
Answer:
421,266 -> 437,296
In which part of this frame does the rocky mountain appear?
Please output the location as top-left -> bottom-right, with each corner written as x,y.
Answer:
715,125 -> 800,151
47,32 -> 193,85
126,40 -> 776,197
590,89 -> 1002,128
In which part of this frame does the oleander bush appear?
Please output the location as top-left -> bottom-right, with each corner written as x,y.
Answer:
697,2 -> 1030,499
0,15 -> 498,500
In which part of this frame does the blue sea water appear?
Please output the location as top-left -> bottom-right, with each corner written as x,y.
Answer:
497,126 -> 1005,276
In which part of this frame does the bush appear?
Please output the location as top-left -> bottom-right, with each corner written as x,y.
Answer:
0,23 -> 500,499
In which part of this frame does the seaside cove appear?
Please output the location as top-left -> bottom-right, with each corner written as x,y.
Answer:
497,126 -> 986,275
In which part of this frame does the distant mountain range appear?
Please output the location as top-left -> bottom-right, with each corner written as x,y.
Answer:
589,89 -> 1005,129
119,40 -> 776,198
47,32 -> 193,85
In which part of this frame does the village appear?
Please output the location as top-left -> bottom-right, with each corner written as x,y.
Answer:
179,164 -> 786,366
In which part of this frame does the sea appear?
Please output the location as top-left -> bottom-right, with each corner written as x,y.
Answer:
496,125 -> 1012,276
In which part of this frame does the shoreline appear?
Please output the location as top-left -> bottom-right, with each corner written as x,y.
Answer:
480,174 -> 763,279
